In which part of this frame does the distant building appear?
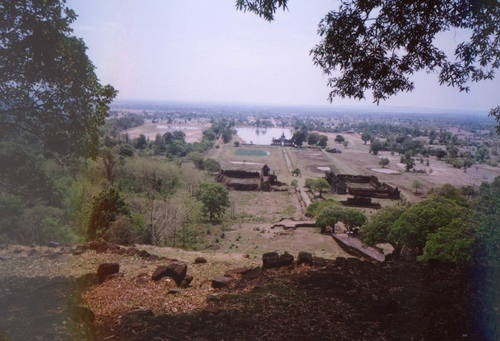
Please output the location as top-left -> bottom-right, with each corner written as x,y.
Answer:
271,132 -> 293,146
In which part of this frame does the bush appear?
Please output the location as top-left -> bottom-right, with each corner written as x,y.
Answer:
203,158 -> 221,172
103,214 -> 149,245
87,187 -> 130,240
306,199 -> 338,218
196,182 -> 229,221
361,206 -> 406,245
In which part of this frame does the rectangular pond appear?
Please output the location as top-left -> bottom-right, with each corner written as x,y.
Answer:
236,127 -> 292,145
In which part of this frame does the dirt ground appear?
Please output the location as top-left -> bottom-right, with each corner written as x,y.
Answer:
316,132 -> 500,202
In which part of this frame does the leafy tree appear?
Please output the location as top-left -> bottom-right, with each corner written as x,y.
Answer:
291,130 -> 307,146
306,178 -> 331,198
315,205 -> 345,233
1,0 -> 116,159
402,153 -> 415,172
361,206 -> 406,245
153,134 -> 166,155
305,199 -> 338,218
307,133 -> 320,145
489,106 -> 500,134
334,135 -> 345,144
87,187 -> 130,241
389,196 -> 467,254
318,135 -> 328,148
290,179 -> 298,191
188,152 -> 205,170
203,158 -> 221,172
472,179 -> 500,265
341,208 -> 367,232
100,148 -> 121,184
379,158 -> 390,168
419,218 -> 474,263
196,182 -> 230,222
431,184 -> 469,207
237,0 -> 500,108
361,133 -> 372,144
134,134 -> 148,149
118,144 -> 135,157
0,141 -> 56,204
370,139 -> 384,155
435,149 -> 447,160
292,168 -> 301,176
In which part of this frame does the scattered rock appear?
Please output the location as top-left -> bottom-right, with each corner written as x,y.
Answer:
47,241 -> 60,248
151,262 -> 187,286
243,254 -> 250,258
263,251 -> 294,269
225,267 -> 250,277
194,257 -> 207,264
97,263 -> 120,283
297,251 -> 313,265
180,275 -> 193,288
168,288 -> 181,295
242,267 -> 262,280
262,252 -> 281,269
279,252 -> 294,266
211,275 -> 233,288
0,255 -> 10,261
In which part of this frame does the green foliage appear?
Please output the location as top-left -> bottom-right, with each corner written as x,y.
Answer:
370,140 -> 384,155
87,187 -> 130,240
318,135 -> 328,148
379,158 -> 390,168
203,158 -> 221,172
307,133 -> 320,145
0,141 -> 56,204
118,144 -> 135,157
430,184 -> 468,207
291,129 -> 307,146
115,158 -> 179,196
419,219 -> 474,264
134,134 -> 148,149
341,208 -> 368,231
472,179 -> 500,265
361,206 -> 406,245
19,205 -> 78,244
389,196 -> 467,252
334,135 -> 345,143
1,0 -> 116,158
361,133 -> 371,144
196,182 -> 230,221
188,152 -> 205,170
315,205 -> 345,230
305,178 -> 330,197
306,199 -> 338,218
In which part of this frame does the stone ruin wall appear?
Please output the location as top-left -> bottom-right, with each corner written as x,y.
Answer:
325,171 -> 400,199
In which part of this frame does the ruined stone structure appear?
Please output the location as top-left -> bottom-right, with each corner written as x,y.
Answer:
216,165 -> 282,191
271,132 -> 293,146
325,171 -> 400,208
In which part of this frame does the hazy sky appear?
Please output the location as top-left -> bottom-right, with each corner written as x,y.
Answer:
69,0 -> 499,112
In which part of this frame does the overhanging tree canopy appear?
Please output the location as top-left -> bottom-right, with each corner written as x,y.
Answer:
0,0 -> 117,159
236,0 -> 499,103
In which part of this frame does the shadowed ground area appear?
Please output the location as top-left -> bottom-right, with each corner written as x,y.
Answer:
96,259 -> 499,341
0,275 -> 96,341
